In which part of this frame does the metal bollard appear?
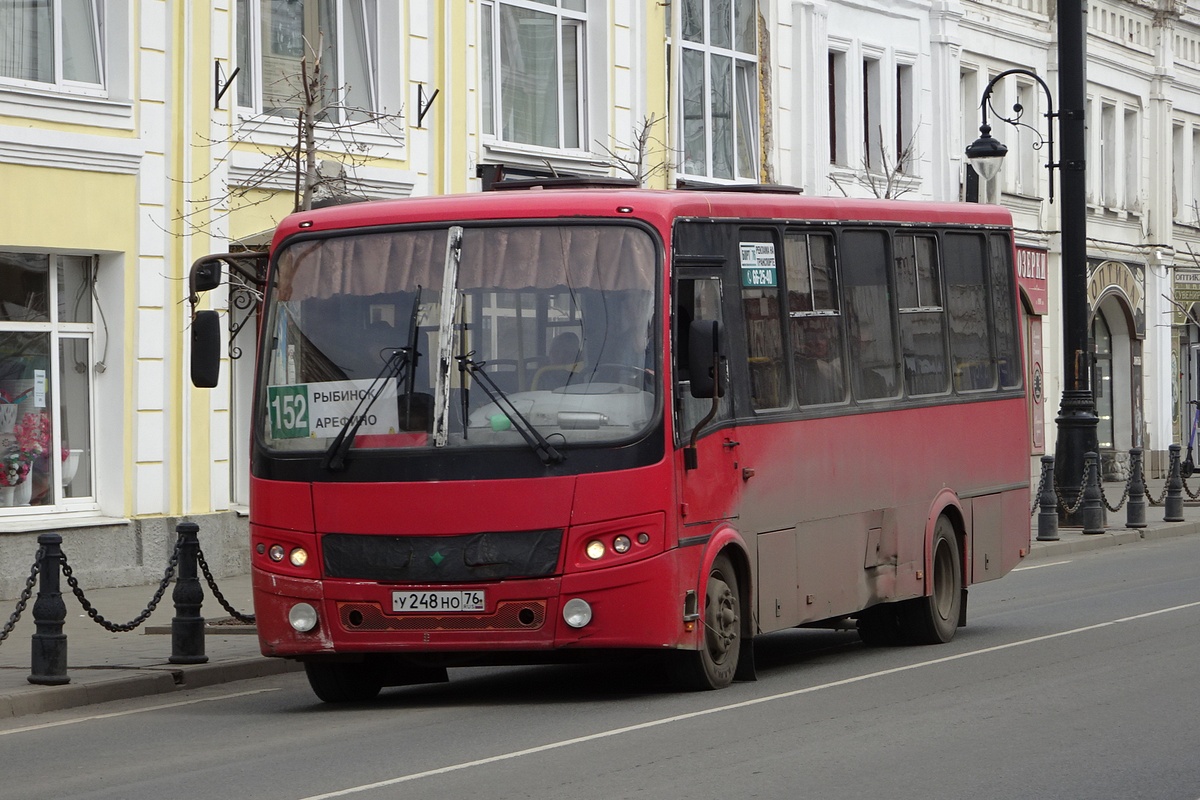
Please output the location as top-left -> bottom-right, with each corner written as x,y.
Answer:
1081,451 -> 1106,534
1125,447 -> 1147,529
1036,455 -> 1059,541
1164,443 -> 1185,522
170,522 -> 208,664
28,533 -> 69,685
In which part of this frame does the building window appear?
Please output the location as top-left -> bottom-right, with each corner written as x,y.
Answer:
863,57 -> 881,171
0,253 -> 96,512
0,0 -> 104,88
237,0 -> 378,123
1124,108 -> 1139,212
679,0 -> 758,180
895,63 -> 914,173
481,0 -> 586,149
829,50 -> 847,166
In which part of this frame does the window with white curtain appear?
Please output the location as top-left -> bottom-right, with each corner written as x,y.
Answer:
480,0 -> 587,150
0,0 -> 104,88
678,0 -> 758,181
237,0 -> 378,123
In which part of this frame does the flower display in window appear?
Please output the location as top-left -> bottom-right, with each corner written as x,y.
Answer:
0,450 -> 32,487
14,411 -> 52,460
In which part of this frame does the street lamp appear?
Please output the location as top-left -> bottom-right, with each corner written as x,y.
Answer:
964,1 -> 1096,528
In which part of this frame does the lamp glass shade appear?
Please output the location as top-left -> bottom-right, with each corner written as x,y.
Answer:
965,133 -> 1008,182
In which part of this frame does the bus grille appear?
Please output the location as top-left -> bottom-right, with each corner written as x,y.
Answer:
322,529 -> 563,582
336,601 -> 547,632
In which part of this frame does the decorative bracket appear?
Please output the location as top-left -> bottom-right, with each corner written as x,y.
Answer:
215,61 -> 241,110
417,84 -> 440,128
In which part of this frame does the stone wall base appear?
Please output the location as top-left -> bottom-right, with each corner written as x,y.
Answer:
0,512 -> 249,599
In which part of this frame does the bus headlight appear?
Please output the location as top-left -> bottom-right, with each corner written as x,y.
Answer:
585,540 -> 606,560
268,544 -> 285,562
612,535 -> 632,554
289,547 -> 309,567
288,602 -> 318,633
563,598 -> 592,628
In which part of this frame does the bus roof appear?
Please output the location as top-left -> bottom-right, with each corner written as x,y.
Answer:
271,189 -> 1013,248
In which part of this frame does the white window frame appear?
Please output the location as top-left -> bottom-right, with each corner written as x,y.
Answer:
0,253 -> 99,518
480,0 -> 589,152
0,0 -> 105,95
236,0 -> 381,125
676,0 -> 759,183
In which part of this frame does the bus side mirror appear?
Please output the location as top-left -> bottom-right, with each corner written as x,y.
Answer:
688,319 -> 725,399
191,310 -> 221,388
189,257 -> 222,296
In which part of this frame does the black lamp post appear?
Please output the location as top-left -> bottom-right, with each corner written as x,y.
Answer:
965,0 -> 1096,527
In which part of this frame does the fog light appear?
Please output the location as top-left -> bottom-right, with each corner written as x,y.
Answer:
268,544 -> 285,562
585,540 -> 606,560
637,532 -> 650,545
613,535 -> 632,554
288,602 -> 318,632
289,547 -> 309,567
562,598 -> 592,628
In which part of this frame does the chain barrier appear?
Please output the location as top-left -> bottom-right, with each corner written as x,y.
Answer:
197,547 -> 255,624
1030,465 -> 1047,518
1182,475 -> 1200,501
1053,459 -> 1093,517
0,549 -> 42,649
1100,480 -> 1130,513
62,540 -> 181,634
1145,481 -> 1170,507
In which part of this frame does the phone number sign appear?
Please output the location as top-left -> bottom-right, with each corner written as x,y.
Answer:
740,242 -> 777,288
268,379 -> 399,439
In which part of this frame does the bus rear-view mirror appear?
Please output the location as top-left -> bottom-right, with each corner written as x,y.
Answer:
191,310 -> 221,388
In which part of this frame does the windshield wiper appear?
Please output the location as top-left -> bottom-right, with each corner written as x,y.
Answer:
456,354 -> 564,465
322,348 -> 411,471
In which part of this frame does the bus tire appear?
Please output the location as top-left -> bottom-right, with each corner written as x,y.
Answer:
671,553 -> 741,691
901,516 -> 962,645
304,660 -> 383,703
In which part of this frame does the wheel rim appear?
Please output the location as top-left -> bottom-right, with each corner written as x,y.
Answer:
705,571 -> 739,664
932,537 -> 956,622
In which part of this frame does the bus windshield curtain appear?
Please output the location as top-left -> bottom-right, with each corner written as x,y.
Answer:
275,225 -> 656,301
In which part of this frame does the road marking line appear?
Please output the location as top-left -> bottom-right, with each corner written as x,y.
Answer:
297,599 -> 1200,800
1014,560 -> 1073,571
0,687 -> 280,737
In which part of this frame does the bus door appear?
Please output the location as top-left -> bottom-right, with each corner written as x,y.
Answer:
675,268 -> 741,528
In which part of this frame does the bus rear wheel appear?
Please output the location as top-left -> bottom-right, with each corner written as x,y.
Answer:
902,517 -> 962,645
304,660 -> 383,703
671,553 -> 741,691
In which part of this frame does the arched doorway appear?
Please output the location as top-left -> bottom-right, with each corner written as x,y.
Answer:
1091,293 -> 1138,479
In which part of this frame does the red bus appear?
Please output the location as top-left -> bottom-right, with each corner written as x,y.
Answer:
189,184 -> 1031,702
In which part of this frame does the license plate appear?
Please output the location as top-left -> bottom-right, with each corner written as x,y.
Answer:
392,590 -> 486,613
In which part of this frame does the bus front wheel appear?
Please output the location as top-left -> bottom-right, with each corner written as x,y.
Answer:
672,553 -> 741,691
304,660 -> 383,703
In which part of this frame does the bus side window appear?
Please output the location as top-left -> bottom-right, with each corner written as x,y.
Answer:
785,231 -> 846,405
989,234 -> 1022,390
842,230 -> 900,400
676,276 -> 728,434
944,233 -> 996,392
895,233 -> 949,396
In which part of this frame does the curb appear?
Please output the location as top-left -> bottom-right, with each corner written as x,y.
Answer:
0,656 -> 304,721
1027,519 -> 1200,560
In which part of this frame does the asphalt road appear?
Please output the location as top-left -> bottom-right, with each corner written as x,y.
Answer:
2,536 -> 1198,800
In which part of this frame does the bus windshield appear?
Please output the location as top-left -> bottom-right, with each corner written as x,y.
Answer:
260,223 -> 660,455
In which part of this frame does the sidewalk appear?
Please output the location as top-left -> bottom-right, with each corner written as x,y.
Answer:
2,481 -> 1198,720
